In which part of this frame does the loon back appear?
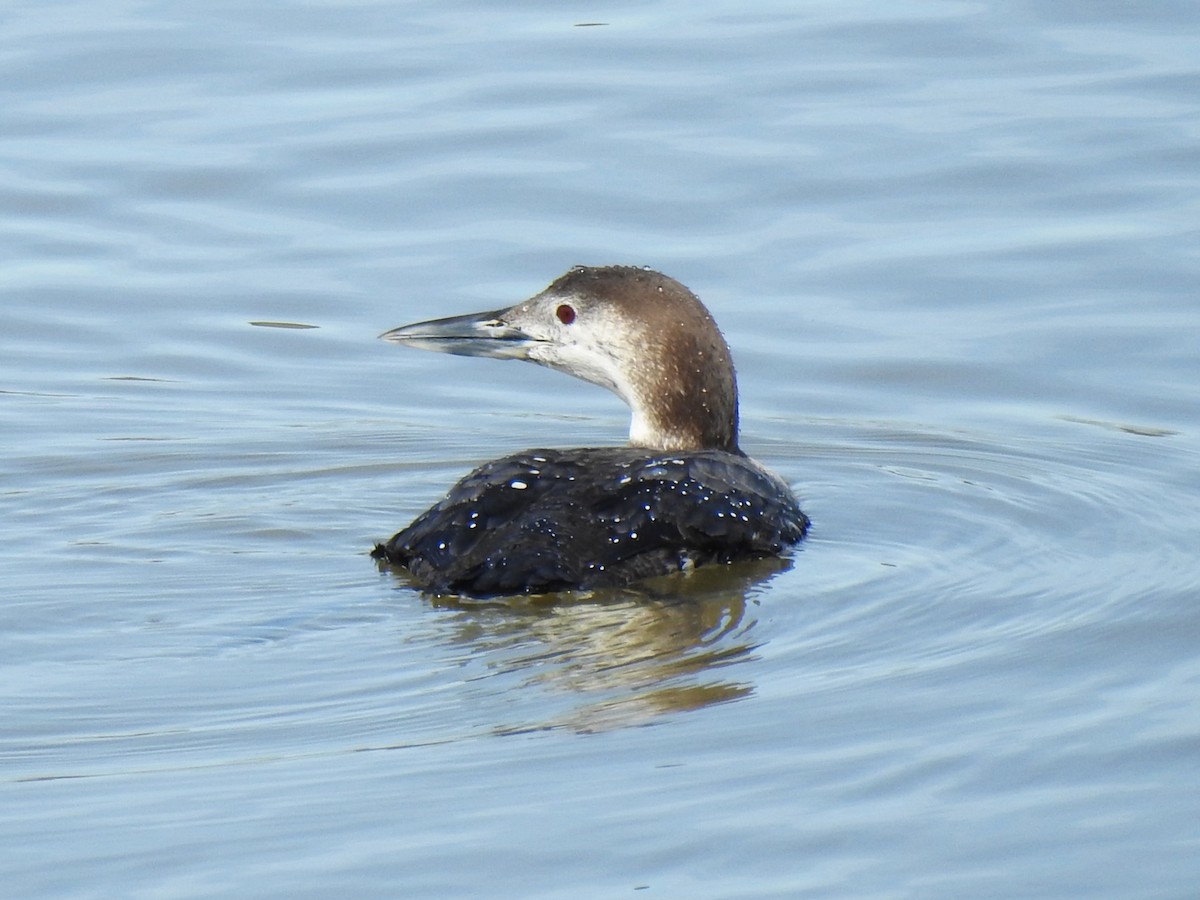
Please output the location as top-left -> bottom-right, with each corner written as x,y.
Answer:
371,447 -> 808,597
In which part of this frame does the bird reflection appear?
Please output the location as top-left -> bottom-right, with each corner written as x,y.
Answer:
382,555 -> 794,732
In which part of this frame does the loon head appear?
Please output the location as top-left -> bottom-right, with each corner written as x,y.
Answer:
380,266 -> 740,453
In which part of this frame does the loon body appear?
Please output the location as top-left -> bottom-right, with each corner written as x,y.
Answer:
372,266 -> 808,596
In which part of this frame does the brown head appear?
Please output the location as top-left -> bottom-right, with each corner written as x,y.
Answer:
381,266 -> 740,453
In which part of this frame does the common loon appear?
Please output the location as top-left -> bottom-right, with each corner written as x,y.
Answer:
372,265 -> 808,596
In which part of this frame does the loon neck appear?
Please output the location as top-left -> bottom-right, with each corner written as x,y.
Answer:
621,310 -> 740,453
629,407 -> 740,454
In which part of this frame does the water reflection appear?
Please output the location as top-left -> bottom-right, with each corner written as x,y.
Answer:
382,557 -> 793,732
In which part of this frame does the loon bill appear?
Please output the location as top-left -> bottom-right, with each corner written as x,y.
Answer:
371,265 -> 808,597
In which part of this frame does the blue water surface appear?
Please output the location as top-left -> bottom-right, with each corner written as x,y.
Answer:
2,1 -> 1199,897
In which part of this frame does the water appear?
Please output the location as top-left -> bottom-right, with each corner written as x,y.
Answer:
3,1 -> 1199,896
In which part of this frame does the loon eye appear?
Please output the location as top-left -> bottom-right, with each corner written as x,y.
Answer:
556,304 -> 576,325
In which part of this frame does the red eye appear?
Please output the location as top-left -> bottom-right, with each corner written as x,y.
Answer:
556,304 -> 576,325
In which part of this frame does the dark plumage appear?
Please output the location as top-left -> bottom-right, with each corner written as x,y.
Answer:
372,447 -> 808,596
